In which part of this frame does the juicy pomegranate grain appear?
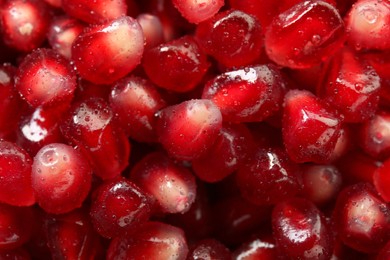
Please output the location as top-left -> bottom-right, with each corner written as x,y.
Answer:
72,16 -> 144,85
172,0 -> 224,24
31,143 -> 92,214
233,235 -> 277,260
374,157 -> 390,202
137,13 -> 165,49
187,239 -> 231,260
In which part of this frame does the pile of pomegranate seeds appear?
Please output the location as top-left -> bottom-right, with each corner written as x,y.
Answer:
2,0 -> 390,258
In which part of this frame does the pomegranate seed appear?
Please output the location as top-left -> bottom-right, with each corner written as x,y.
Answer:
90,178 -> 152,238
43,0 -> 61,8
0,0 -> 51,52
272,198 -> 333,259
107,221 -> 189,260
31,143 -> 92,214
72,16 -> 144,85
143,35 -> 210,92
60,98 -> 130,180
61,0 -> 127,24
130,152 -> 196,214
47,16 -> 84,59
282,89 -> 342,163
202,64 -> 286,123
155,99 -> 222,160
187,239 -> 231,260
265,0 -> 345,68
0,140 -> 35,206
233,235 -> 277,260
172,0 -> 224,24
136,13 -> 164,49
109,76 -> 167,143
195,10 -> 263,68
333,183 -> 390,253
15,48 -> 77,108
236,147 -> 301,206
374,157 -> 390,202
346,0 -> 390,50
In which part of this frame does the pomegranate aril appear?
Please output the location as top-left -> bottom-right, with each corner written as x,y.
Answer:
195,10 -> 263,68
107,221 -> 189,260
233,235 -> 277,260
265,0 -> 345,68
15,48 -> 77,109
43,0 -> 61,8
282,89 -> 342,164
202,64 -> 286,123
346,0 -> 390,51
155,99 -> 222,160
333,182 -> 390,253
272,198 -> 333,259
47,16 -> 84,59
72,16 -> 144,85
109,76 -> 167,143
374,157 -> 390,202
31,143 -> 92,214
136,13 -> 164,49
90,178 -> 152,238
319,47 -> 381,122
130,152 -> 196,214
172,0 -> 224,24
187,239 -> 231,260
61,0 -> 127,25
0,140 -> 35,206
0,0 -> 51,52
60,98 -> 130,180
143,35 -> 209,92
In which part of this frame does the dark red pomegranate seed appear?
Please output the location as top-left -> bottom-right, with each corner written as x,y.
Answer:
202,64 -> 286,123
90,178 -> 152,238
72,16 -> 144,85
155,99 -> 222,160
172,0 -> 224,24
143,35 -> 210,92
282,89 -> 342,163
0,0 -> 51,52
233,235 -> 277,260
31,143 -> 92,214
272,198 -> 333,259
107,221 -> 189,260
15,48 -> 77,108
265,0 -> 345,68
333,183 -> 390,253
187,239 -> 231,260
0,140 -> 35,206
374,157 -> 390,202
131,152 -> 196,214
109,76 -> 167,143
195,9 -> 263,68
61,0 -> 127,24
60,98 -> 130,180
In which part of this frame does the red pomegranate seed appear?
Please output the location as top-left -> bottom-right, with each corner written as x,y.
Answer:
202,64 -> 286,123
282,89 -> 342,163
72,16 -> 144,85
300,164 -> 342,205
143,35 -> 210,92
187,239 -> 231,260
136,13 -> 164,49
31,143 -> 92,214
195,10 -> 263,68
109,76 -> 167,143
15,48 -> 77,108
0,0 -> 51,52
47,16 -> 84,59
319,47 -> 381,122
60,98 -> 130,180
43,0 -> 61,8
172,0 -> 223,24
333,183 -> 390,253
107,221 -> 189,260
265,0 -> 345,68
192,123 -> 252,183
236,147 -> 301,206
61,0 -> 127,24
329,124 -> 351,161
90,178 -> 152,238
44,209 -> 102,259
130,152 -> 196,214
374,157 -> 390,202
346,0 -> 390,50
155,99 -> 222,160
233,235 -> 277,260
0,141 -> 35,206
0,204 -> 34,250
272,198 -> 333,259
